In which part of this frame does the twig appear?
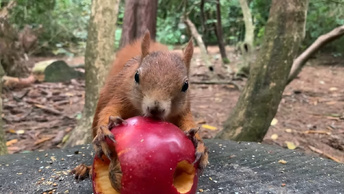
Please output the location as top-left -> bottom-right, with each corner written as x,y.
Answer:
304,130 -> 331,135
308,145 -> 342,163
191,80 -> 241,90
288,25 -> 344,84
34,136 -> 54,145
34,104 -> 62,115
191,80 -> 236,85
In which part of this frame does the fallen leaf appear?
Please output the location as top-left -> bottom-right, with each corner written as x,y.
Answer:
285,141 -> 297,150
271,134 -> 278,140
202,124 -> 217,131
62,134 -> 70,143
65,92 -> 74,96
50,156 -> 57,162
270,118 -> 278,126
278,159 -> 287,164
8,129 -> 16,134
285,129 -> 292,133
16,130 -> 25,135
326,101 -> 337,105
6,139 -> 18,146
329,87 -> 338,91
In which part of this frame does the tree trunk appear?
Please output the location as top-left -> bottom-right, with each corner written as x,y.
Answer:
0,65 -> 7,155
0,19 -> 29,78
200,0 -> 206,36
214,0 -> 229,64
217,0 -> 309,141
236,0 -> 255,77
287,25 -> 344,84
64,0 -> 120,147
120,0 -> 158,48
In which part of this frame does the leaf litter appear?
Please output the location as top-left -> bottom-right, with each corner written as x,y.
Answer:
2,49 -> 344,165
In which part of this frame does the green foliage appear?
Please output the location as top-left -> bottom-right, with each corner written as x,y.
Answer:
5,0 -> 344,54
156,0 -> 186,44
156,0 -> 245,45
305,0 -> 344,52
9,0 -> 91,54
156,0 -> 185,45
250,0 -> 271,44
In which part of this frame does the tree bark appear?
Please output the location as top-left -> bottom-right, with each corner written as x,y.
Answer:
0,65 -> 7,155
64,0 -> 120,147
214,0 -> 229,64
200,0 -> 206,35
0,19 -> 29,78
287,25 -> 344,84
217,0 -> 309,141
120,0 -> 158,48
185,17 -> 213,71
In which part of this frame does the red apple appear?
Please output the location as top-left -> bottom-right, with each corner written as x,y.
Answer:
92,116 -> 199,194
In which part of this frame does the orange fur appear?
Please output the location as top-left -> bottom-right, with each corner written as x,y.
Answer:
92,37 -> 169,137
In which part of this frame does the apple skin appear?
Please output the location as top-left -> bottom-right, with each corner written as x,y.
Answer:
92,116 -> 199,194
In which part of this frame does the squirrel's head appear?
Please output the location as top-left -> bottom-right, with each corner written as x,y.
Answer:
131,31 -> 193,120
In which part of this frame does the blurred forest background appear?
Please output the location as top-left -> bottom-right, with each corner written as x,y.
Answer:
0,0 -> 343,163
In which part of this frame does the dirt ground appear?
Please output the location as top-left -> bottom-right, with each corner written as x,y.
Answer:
3,46 -> 344,164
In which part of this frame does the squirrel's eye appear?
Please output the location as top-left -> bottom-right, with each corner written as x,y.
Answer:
134,71 -> 140,83
181,80 -> 189,92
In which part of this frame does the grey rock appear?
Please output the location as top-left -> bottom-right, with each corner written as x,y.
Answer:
0,140 -> 343,194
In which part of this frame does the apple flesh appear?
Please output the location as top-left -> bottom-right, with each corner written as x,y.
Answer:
92,116 -> 199,194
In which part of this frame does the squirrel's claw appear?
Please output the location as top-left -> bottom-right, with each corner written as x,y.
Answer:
93,124 -> 116,161
185,128 -> 209,174
108,116 -> 127,130
194,145 -> 209,174
184,128 -> 199,148
71,164 -> 92,180
92,116 -> 126,161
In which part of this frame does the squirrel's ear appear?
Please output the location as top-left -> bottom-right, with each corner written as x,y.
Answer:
141,30 -> 150,59
183,39 -> 193,70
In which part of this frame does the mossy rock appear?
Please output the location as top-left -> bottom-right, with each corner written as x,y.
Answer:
33,60 -> 84,82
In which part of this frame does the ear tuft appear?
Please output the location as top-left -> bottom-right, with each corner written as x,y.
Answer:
141,30 -> 151,59
183,39 -> 194,70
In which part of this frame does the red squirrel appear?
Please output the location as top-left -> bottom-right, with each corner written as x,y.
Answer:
72,31 -> 208,191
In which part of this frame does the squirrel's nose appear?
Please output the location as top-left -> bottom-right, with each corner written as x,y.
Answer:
147,106 -> 165,118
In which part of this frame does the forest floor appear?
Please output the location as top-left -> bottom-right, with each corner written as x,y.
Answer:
3,46 -> 344,164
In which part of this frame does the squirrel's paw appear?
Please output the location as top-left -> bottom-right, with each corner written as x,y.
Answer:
92,116 -> 126,160
185,128 -> 209,173
107,116 -> 127,129
109,159 -> 123,192
71,163 -> 92,180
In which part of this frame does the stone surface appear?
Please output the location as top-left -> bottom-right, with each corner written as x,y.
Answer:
0,140 -> 343,193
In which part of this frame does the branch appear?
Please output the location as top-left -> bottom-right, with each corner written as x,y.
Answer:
191,80 -> 241,90
287,25 -> 344,84
184,17 -> 214,71
239,0 -> 255,45
2,75 -> 36,89
0,1 -> 17,19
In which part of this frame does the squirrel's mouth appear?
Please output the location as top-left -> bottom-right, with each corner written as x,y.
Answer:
144,114 -> 165,121
144,107 -> 166,121
142,98 -> 171,120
